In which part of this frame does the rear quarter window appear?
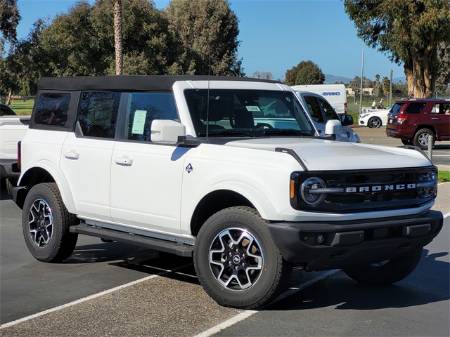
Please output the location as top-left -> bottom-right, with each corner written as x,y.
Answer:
34,93 -> 71,126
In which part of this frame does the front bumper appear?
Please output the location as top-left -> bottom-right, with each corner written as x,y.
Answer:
267,210 -> 443,270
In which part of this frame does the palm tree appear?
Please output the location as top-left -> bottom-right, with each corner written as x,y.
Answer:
113,0 -> 123,75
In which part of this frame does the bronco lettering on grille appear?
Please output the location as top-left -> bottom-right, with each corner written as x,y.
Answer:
344,183 -> 417,193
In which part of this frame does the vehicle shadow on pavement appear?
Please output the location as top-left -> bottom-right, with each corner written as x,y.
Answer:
268,249 -> 449,311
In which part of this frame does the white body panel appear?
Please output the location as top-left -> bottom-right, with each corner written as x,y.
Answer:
292,84 -> 347,114
60,133 -> 114,221
358,107 -> 390,127
18,79 -> 434,240
0,117 -> 28,160
110,141 -> 185,233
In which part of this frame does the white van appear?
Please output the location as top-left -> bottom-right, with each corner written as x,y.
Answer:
291,84 -> 347,115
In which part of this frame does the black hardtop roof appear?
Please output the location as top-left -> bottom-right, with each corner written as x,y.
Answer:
38,75 -> 281,91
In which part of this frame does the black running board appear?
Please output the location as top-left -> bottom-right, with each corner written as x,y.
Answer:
70,223 -> 193,257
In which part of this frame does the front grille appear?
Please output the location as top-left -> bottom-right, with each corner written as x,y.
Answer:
291,167 -> 437,213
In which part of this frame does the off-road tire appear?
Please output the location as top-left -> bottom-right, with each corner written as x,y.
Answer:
344,248 -> 422,286
413,128 -> 435,150
194,206 -> 289,309
22,183 -> 78,262
368,117 -> 382,128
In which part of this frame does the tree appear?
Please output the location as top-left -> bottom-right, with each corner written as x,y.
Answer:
165,0 -> 242,75
0,0 -> 20,55
435,43 -> 449,96
285,60 -> 325,85
345,0 -> 450,98
374,74 -> 383,97
113,0 -> 123,75
382,76 -> 391,97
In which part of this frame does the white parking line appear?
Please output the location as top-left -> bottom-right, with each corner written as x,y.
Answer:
0,263 -> 192,329
194,270 -> 339,337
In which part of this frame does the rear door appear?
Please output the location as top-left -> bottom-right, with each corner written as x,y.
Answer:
60,91 -> 120,221
430,102 -> 450,140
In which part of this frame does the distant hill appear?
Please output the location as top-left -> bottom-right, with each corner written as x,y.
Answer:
324,74 -> 351,84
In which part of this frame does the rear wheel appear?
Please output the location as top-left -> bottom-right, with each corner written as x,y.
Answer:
22,183 -> 78,262
194,206 -> 289,309
344,248 -> 422,286
368,117 -> 382,128
413,128 -> 434,150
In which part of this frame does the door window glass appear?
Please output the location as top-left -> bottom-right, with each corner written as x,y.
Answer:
122,92 -> 178,142
77,91 -> 120,139
317,97 -> 339,121
439,103 -> 450,115
405,103 -> 426,114
304,96 -> 324,123
34,93 -> 70,126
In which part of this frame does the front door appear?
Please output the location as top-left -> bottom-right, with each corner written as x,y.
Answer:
110,91 -> 184,232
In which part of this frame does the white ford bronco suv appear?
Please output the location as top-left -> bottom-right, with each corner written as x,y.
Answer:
13,76 -> 443,309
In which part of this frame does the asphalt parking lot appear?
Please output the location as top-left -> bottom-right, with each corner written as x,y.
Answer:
1,127 -> 450,337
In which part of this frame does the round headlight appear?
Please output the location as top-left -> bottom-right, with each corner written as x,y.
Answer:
300,177 -> 327,206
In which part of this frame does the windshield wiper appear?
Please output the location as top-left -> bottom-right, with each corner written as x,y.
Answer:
262,129 -> 314,137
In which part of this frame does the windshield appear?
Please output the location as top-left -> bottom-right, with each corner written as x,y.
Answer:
184,89 -> 314,137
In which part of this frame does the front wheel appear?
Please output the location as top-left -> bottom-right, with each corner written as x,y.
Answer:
194,206 -> 289,309
344,248 -> 422,286
22,183 -> 78,262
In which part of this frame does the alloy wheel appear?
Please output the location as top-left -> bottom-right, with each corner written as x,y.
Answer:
209,228 -> 264,291
28,199 -> 54,248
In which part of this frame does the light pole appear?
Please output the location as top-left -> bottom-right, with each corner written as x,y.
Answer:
359,48 -> 364,114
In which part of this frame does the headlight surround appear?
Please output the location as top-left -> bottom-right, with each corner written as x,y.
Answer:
300,177 -> 327,206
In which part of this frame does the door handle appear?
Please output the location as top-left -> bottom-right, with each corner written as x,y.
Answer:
114,156 -> 133,166
431,117 -> 439,120
64,150 -> 79,160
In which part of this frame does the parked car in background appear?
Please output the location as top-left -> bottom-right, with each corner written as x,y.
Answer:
296,91 -> 359,142
358,107 -> 390,128
0,104 -> 30,191
291,84 -> 347,115
386,99 -> 450,149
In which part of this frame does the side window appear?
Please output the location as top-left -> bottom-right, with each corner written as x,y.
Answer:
438,103 -> 450,115
34,93 -> 70,126
304,96 -> 324,123
77,91 -> 120,139
405,102 -> 426,114
122,92 -> 178,142
317,98 -> 338,121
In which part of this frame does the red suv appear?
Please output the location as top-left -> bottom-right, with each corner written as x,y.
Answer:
386,99 -> 450,149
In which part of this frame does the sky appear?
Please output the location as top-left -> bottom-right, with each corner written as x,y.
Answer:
14,0 -> 405,81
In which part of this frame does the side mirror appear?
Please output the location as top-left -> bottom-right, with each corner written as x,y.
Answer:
325,119 -> 342,136
151,120 -> 185,144
340,114 -> 353,126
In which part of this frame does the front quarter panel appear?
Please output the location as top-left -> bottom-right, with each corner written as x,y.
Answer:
179,144 -> 300,234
